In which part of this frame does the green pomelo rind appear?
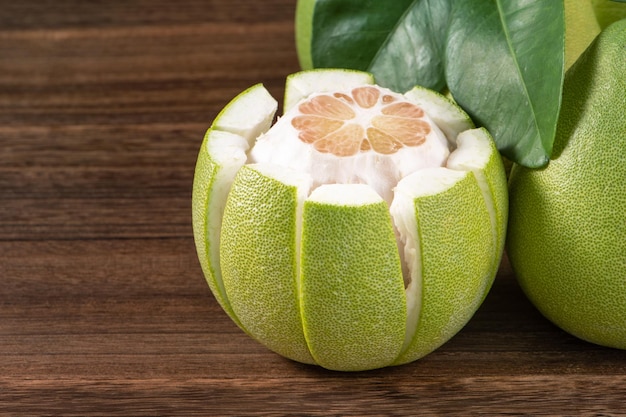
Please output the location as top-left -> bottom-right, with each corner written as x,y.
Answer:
391,168 -> 496,365
192,130 -> 248,326
448,128 -> 509,272
192,84 -> 277,328
283,69 -> 374,112
507,19 -> 626,348
220,165 -> 316,364
300,184 -> 406,371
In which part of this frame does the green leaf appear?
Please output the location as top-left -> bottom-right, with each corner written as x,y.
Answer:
303,0 -> 406,71
298,0 -> 565,168
445,1 -> 564,168
307,0 -> 450,92
367,0 -> 451,93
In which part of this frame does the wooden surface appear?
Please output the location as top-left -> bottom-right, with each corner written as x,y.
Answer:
2,1 -> 626,415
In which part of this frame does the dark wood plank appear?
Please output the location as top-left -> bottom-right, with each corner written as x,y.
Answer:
2,0 -> 626,414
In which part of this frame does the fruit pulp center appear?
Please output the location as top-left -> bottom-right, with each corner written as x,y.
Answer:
291,86 -> 432,157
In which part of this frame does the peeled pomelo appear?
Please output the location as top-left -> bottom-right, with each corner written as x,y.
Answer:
192,69 -> 508,371
507,20 -> 626,348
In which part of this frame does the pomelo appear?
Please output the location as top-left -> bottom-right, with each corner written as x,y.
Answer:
565,0 -> 601,69
507,20 -> 626,348
592,0 -> 626,29
192,69 -> 508,371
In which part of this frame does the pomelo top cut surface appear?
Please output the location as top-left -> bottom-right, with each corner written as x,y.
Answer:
250,78 -> 452,205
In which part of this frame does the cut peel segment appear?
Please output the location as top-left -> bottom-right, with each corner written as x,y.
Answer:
192,84 -> 278,329
212,83 -> 277,145
192,129 -> 249,327
220,164 -> 315,364
390,168 -> 467,356
448,128 -> 509,265
388,168 -> 451,356
301,184 -> 406,371
390,127 -> 506,364
390,167 -> 496,365
192,69 -> 509,371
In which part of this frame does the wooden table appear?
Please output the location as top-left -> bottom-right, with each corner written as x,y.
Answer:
2,1 -> 625,415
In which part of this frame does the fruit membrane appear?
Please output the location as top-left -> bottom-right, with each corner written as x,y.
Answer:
192,69 -> 508,371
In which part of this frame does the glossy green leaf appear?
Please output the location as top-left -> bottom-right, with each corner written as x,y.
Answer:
445,1 -> 564,168
368,0 -> 451,93
305,0 -> 450,93
298,0 -> 565,168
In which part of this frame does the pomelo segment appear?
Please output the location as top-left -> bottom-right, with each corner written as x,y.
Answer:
192,69 -> 509,371
300,184 -> 406,371
253,79 -> 451,206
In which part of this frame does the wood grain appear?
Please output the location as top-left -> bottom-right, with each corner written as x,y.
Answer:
2,1 -> 626,415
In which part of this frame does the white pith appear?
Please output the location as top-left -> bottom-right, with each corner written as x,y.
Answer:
284,69 -> 375,112
308,183 -> 384,205
206,131 -> 250,217
204,72 -> 495,362
213,83 -> 277,143
249,86 -> 452,205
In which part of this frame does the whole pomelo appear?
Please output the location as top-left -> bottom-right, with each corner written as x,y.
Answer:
507,19 -> 626,348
